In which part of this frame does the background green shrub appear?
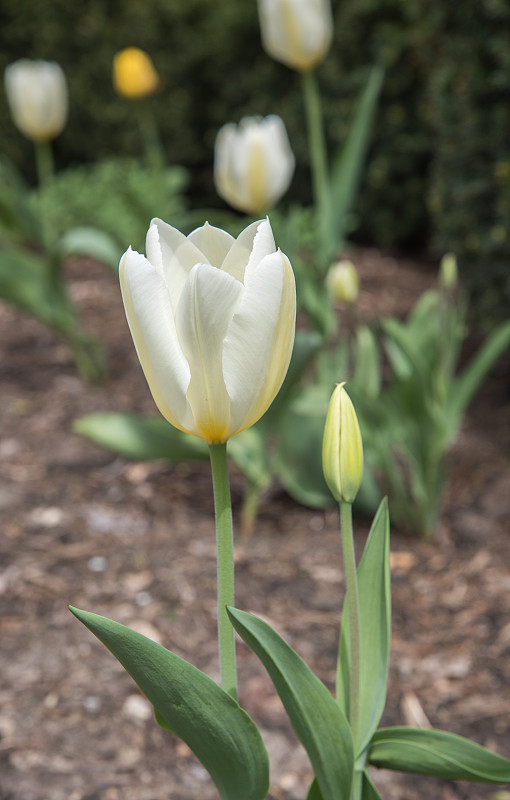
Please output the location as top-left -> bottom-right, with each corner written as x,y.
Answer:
1,0 -> 508,320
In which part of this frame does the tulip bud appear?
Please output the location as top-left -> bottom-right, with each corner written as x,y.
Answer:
326,260 -> 360,304
439,252 -> 458,291
257,0 -> 333,73
214,115 -> 295,215
4,59 -> 68,142
113,47 -> 160,99
120,217 -> 296,444
322,383 -> 363,504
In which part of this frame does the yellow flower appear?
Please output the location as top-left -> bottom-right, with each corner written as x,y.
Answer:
4,59 -> 68,142
214,115 -> 295,215
322,383 -> 363,503
257,0 -> 333,72
113,47 -> 160,99
120,218 -> 296,443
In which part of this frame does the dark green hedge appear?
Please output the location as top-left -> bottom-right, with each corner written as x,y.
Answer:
1,0 -> 508,319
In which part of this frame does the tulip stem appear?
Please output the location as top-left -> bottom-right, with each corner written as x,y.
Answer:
337,500 -> 361,752
301,70 -> 331,265
34,140 -> 55,251
208,442 -> 238,701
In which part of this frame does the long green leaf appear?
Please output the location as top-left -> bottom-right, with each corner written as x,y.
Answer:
369,727 -> 510,783
307,778 -> 324,800
69,607 -> 269,800
330,65 -> 384,256
227,607 -> 354,800
58,226 -> 121,270
338,499 -> 391,754
361,771 -> 384,799
73,412 -> 209,461
445,318 -> 510,445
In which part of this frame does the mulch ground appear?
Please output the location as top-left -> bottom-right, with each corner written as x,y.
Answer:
0,249 -> 509,800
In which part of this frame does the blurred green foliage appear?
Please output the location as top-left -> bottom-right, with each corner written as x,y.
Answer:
29,158 -> 188,254
1,0 -> 509,319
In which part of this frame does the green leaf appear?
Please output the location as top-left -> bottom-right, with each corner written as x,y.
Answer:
0,243 -> 75,330
338,499 -> 391,754
368,727 -> 510,783
361,771 -> 384,799
227,607 -> 354,800
330,65 -> 384,255
72,412 -> 209,461
58,226 -> 122,270
276,386 -> 335,509
69,607 -> 269,800
446,318 -> 510,445
307,778 -> 324,800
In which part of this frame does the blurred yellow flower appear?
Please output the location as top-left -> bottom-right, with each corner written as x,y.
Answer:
4,59 -> 68,142
113,47 -> 160,99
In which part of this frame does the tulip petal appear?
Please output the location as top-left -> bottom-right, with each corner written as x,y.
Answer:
187,222 -> 234,268
147,219 -> 207,315
221,220 -> 266,283
245,219 -> 277,277
176,264 -> 243,443
223,250 -> 296,437
119,248 -> 193,433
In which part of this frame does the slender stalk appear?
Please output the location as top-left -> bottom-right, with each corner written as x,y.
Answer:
301,69 -> 331,262
34,140 -> 55,253
34,139 -> 55,189
337,500 -> 361,751
208,442 -> 238,701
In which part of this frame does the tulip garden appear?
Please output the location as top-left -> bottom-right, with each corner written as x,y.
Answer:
1,2 -> 510,800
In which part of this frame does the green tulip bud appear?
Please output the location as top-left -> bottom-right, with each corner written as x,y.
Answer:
439,252 -> 458,290
326,260 -> 360,304
322,383 -> 363,504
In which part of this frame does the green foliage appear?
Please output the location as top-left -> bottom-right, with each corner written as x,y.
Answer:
29,157 -> 189,255
1,0 -> 509,317
227,607 -> 354,800
337,500 -> 391,755
369,727 -> 510,783
69,607 -> 269,800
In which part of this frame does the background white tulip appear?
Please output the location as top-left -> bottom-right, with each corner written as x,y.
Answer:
4,59 -> 68,142
120,218 -> 296,444
214,115 -> 295,215
257,0 -> 333,73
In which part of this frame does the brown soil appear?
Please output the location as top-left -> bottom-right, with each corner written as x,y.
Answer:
1,251 -> 509,800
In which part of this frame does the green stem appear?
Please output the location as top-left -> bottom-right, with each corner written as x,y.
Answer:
136,102 -> 165,172
208,442 -> 238,701
337,500 -> 361,751
301,69 -> 331,264
34,140 -> 55,252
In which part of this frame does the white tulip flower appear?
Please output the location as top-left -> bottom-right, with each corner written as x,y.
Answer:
4,59 -> 68,142
257,0 -> 333,72
120,218 -> 296,444
214,115 -> 295,215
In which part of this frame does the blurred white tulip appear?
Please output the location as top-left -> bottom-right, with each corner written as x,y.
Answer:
257,0 -> 333,72
4,59 -> 68,142
214,115 -> 295,215
120,218 -> 296,443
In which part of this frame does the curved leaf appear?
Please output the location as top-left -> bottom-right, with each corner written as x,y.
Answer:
227,606 -> 353,800
73,412 -> 209,461
338,499 -> 391,754
369,727 -> 510,783
361,771 -> 384,799
69,607 -> 269,800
